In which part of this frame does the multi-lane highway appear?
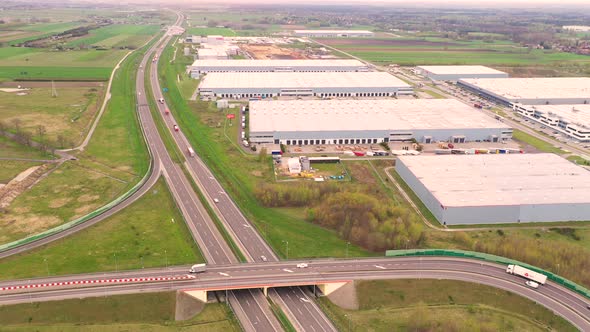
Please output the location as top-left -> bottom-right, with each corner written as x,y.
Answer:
1,257 -> 589,330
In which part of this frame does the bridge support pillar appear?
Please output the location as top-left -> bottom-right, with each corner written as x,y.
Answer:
317,281 -> 349,296
263,286 -> 268,297
183,290 -> 208,303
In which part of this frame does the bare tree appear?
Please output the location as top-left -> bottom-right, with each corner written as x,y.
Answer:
57,134 -> 66,149
0,120 -> 7,133
20,131 -> 33,147
36,125 -> 46,145
11,118 -> 22,133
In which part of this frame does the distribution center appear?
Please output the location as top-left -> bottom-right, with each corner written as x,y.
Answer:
293,30 -> 374,38
198,72 -> 413,98
457,77 -> 590,106
248,99 -> 512,144
513,104 -> 590,141
416,65 -> 508,81
396,153 -> 590,225
190,59 -> 368,77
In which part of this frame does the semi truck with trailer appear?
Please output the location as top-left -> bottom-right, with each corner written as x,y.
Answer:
506,264 -> 547,285
189,263 -> 206,273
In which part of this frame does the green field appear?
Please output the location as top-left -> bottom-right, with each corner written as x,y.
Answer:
319,279 -> 576,332
0,135 -> 53,159
186,27 -> 236,37
0,86 -> 104,145
1,22 -> 83,44
512,129 -> 566,154
0,293 -> 240,331
67,24 -> 160,48
0,160 -> 42,184
0,178 -> 202,280
159,40 -> 373,259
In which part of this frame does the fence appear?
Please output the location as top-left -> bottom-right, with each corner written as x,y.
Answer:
385,248 -> 590,299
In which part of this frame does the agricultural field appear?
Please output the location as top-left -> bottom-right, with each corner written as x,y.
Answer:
0,22 -> 83,44
319,279 -> 575,331
186,27 -> 236,37
0,84 -> 105,146
0,293 -> 240,331
66,24 -> 161,49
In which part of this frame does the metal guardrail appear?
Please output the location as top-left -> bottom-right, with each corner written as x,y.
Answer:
385,249 -> 590,299
0,159 -> 153,253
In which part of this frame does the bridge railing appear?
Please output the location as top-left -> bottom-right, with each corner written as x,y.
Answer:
385,249 -> 590,300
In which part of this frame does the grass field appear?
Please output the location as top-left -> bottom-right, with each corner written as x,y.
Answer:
186,27 -> 236,37
512,129 -> 566,154
319,279 -> 575,332
0,86 -> 104,145
0,160 -> 42,184
1,22 -> 83,45
67,24 -> 160,49
0,135 -> 53,159
159,40 -> 373,259
0,293 -> 240,331
0,178 -> 202,280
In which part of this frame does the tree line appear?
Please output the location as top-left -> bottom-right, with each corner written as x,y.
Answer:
0,119 -> 73,154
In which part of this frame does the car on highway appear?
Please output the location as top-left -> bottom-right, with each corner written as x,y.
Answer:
525,280 -> 540,289
261,255 -> 267,262
173,125 -> 179,132
213,198 -> 219,203
297,263 -> 308,268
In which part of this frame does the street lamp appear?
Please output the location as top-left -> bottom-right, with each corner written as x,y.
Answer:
114,253 -> 118,272
282,240 -> 289,259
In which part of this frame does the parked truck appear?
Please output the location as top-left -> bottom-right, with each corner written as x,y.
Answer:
506,264 -> 547,285
187,147 -> 195,157
189,263 -> 206,273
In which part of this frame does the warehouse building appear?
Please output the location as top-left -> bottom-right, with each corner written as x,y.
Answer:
396,153 -> 590,225
294,30 -> 374,38
416,65 -> 508,81
198,72 -> 413,98
190,59 -> 368,77
513,104 -> 590,141
458,77 -> 590,106
248,99 -> 512,145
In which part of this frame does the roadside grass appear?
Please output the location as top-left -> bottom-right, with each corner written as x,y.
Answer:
0,177 -> 202,280
420,88 -> 446,98
0,160 -> 42,184
0,135 -> 53,159
318,279 -> 576,332
186,27 -> 236,36
512,129 -> 566,154
0,86 -> 104,145
159,40 -> 373,259
567,155 -> 590,166
0,293 -> 239,331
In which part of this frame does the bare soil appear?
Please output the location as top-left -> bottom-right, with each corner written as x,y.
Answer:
240,44 -> 307,60
326,281 -> 359,310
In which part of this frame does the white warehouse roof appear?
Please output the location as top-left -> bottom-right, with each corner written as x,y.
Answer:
199,72 -> 410,89
398,153 -> 590,207
459,77 -> 590,101
417,65 -> 507,76
528,104 -> 590,130
191,59 -> 366,68
249,99 -> 506,132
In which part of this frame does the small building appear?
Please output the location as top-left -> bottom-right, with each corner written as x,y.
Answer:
294,30 -> 374,38
457,77 -> 590,106
512,104 -> 590,142
216,99 -> 229,109
396,153 -> 590,225
197,48 -> 228,60
198,72 -> 413,99
416,65 -> 508,81
288,157 -> 301,174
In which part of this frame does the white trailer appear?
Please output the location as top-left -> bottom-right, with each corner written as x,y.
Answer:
189,263 -> 206,273
506,264 -> 547,285
187,147 -> 195,157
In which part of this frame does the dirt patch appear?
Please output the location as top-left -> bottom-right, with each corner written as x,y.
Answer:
73,204 -> 100,218
0,214 -> 62,243
348,162 -> 377,186
0,164 -> 52,209
175,291 -> 205,321
49,197 -> 72,208
251,170 -> 263,177
326,281 -> 358,310
77,194 -> 99,203
13,166 -> 41,182
319,38 -> 462,47
240,44 -> 307,60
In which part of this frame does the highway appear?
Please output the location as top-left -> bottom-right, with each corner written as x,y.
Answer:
150,35 -> 335,332
1,257 -> 589,330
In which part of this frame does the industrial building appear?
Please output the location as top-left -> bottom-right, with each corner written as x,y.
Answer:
513,104 -> 590,141
198,72 -> 413,98
190,59 -> 368,77
293,30 -> 374,38
416,65 -> 508,81
248,99 -> 512,145
458,77 -> 590,106
396,153 -> 590,225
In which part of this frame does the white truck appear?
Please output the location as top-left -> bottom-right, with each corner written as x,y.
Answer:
189,263 -> 206,273
187,147 -> 195,157
506,264 -> 547,285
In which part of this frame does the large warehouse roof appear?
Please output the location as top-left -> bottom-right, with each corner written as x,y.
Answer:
199,72 -> 410,89
249,99 -> 506,132
529,104 -> 590,128
397,153 -> 590,207
459,77 -> 590,101
417,65 -> 506,75
191,59 -> 366,68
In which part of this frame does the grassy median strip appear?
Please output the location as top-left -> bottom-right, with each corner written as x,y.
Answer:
268,298 -> 297,332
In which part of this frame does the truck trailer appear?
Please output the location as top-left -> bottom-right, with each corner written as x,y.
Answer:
189,263 -> 206,273
188,147 -> 195,157
506,264 -> 547,285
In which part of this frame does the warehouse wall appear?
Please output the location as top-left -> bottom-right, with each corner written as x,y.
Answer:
442,205 -> 520,225
519,203 -> 590,222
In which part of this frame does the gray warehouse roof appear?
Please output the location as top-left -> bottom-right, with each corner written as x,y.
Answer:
191,59 -> 366,68
397,153 -> 590,207
459,77 -> 590,101
417,65 -> 507,75
249,99 -> 507,132
199,72 -> 410,89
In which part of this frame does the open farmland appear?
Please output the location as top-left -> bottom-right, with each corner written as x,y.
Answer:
1,22 -> 84,45
66,24 -> 160,49
187,27 -> 236,36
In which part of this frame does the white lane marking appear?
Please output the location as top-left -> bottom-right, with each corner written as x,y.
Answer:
218,272 -> 230,277
300,297 -> 311,303
375,265 -> 386,269
243,224 -> 251,228
283,269 -> 294,273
